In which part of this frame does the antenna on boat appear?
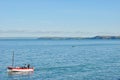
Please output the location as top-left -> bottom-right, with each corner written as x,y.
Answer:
12,51 -> 14,67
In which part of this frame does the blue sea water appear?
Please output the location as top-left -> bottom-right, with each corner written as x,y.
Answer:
0,39 -> 120,80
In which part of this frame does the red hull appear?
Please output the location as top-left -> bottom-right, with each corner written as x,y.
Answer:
7,66 -> 34,72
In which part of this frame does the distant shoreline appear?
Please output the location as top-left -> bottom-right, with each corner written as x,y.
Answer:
0,36 -> 120,40
37,36 -> 120,40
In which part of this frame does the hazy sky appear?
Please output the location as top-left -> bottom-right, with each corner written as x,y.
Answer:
0,0 -> 120,37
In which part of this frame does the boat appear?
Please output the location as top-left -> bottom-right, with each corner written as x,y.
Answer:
7,66 -> 34,72
7,51 -> 34,72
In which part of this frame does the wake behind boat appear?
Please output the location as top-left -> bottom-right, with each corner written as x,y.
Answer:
7,51 -> 34,72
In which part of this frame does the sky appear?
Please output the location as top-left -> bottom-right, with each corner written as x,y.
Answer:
0,0 -> 120,37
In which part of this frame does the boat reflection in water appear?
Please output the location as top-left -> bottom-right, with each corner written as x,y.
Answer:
8,71 -> 33,76
7,71 -> 34,80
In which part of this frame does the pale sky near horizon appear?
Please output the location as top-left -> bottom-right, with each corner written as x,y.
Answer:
0,0 -> 120,37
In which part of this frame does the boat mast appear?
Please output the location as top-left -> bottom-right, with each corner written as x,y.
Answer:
12,51 -> 14,67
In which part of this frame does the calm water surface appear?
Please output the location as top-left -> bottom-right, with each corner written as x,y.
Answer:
0,39 -> 120,80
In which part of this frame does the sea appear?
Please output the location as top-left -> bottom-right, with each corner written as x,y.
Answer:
0,39 -> 120,80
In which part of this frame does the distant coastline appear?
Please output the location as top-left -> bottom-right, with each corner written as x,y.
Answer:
37,36 -> 120,40
0,36 -> 120,40
86,36 -> 120,39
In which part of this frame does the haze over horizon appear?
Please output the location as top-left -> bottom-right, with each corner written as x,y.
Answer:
0,0 -> 120,37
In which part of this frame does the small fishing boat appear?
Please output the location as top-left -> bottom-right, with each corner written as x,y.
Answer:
7,66 -> 34,72
7,51 -> 34,72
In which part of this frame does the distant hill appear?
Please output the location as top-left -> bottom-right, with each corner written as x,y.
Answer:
0,36 -> 120,40
37,36 -> 120,40
87,36 -> 120,39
